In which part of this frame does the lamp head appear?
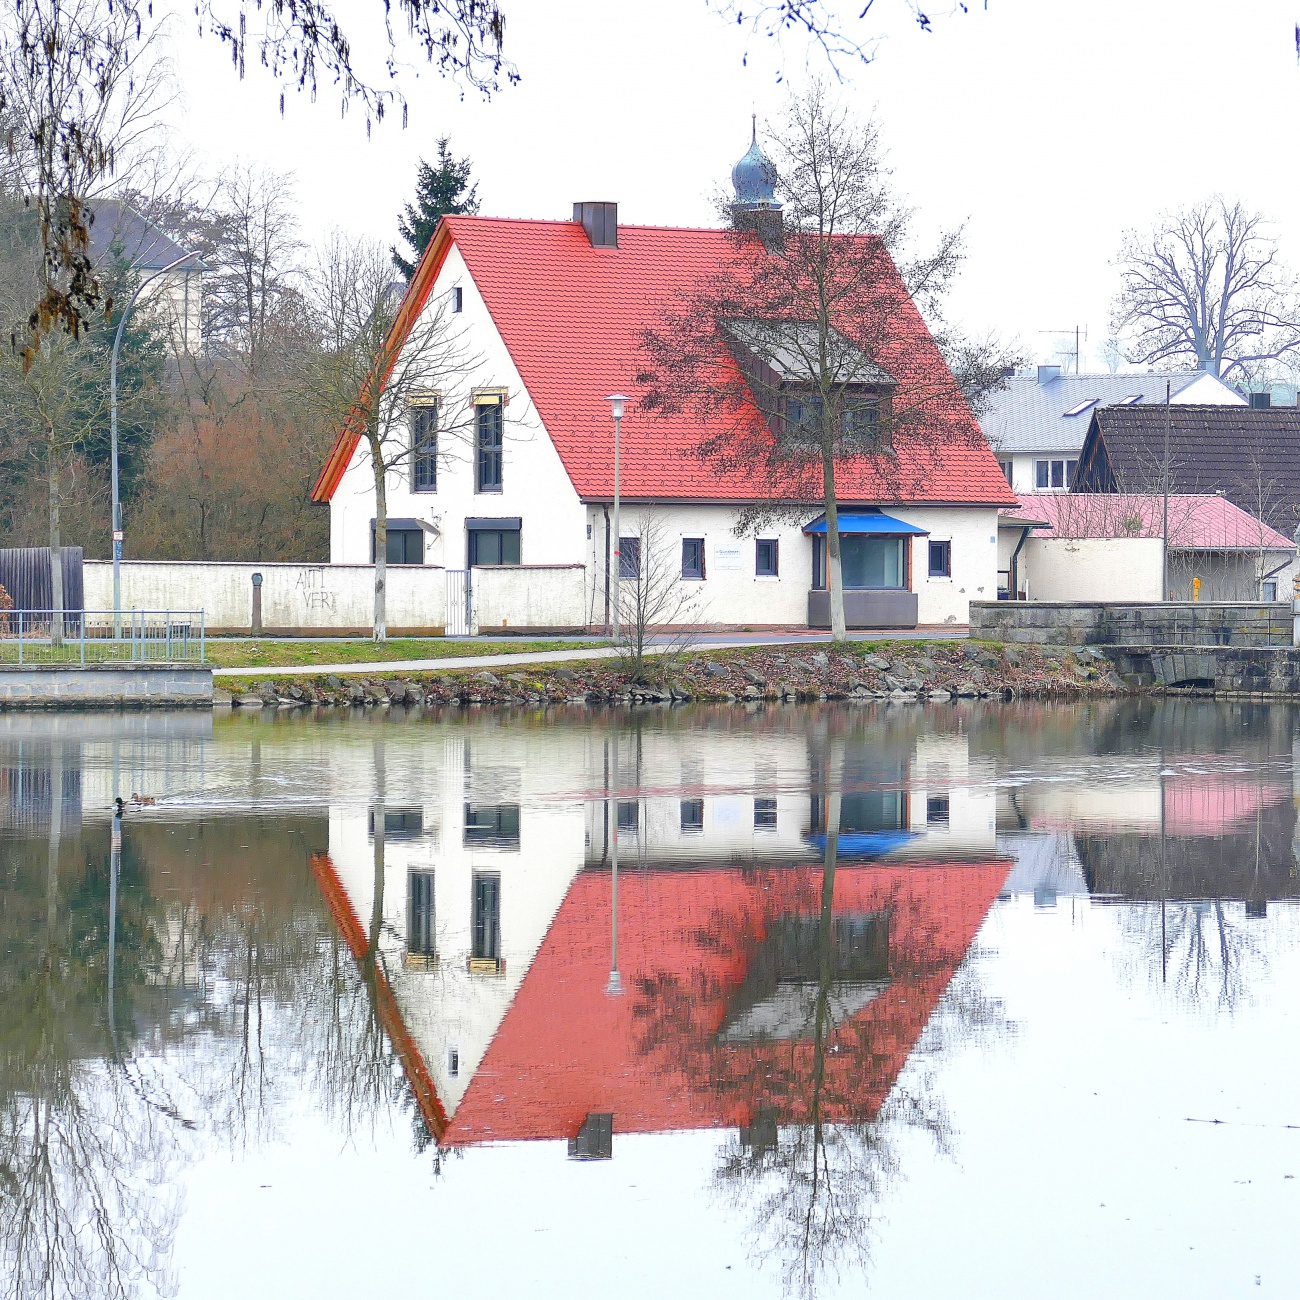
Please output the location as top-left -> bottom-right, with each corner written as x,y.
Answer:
607,393 -> 629,421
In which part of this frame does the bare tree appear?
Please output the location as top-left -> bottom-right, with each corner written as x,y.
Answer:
302,233 -> 479,640
1112,197 -> 1300,380
640,84 -> 985,641
615,510 -> 703,683
0,0 -> 173,356
0,0 -> 512,349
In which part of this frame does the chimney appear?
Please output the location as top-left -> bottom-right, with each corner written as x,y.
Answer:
1200,357 -> 1220,375
1250,391 -> 1272,409
1037,364 -> 1062,385
574,202 -> 618,248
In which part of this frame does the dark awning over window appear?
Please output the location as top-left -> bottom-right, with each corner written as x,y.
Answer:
466,517 -> 522,531
802,512 -> 928,536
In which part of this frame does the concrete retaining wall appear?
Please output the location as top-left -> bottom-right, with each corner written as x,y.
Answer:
970,601 -> 1291,648
0,664 -> 213,708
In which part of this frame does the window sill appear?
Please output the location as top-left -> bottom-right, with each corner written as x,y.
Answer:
928,575 -> 953,583
755,574 -> 780,581
475,488 -> 504,495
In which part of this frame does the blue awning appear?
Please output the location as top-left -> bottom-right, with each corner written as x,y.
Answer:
804,829 -> 918,859
803,512 -> 929,536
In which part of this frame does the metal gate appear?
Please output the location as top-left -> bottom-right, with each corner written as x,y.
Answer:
445,569 -> 474,637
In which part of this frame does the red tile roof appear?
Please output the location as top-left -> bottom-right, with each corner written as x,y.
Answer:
1002,492 -> 1295,551
313,216 -> 1018,507
443,860 -> 1010,1144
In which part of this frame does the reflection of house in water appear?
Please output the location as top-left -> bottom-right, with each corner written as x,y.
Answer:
313,715 -> 1007,1151
986,700 -> 1300,903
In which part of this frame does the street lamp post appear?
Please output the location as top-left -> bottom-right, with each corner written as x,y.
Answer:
110,250 -> 199,629
606,395 -> 628,643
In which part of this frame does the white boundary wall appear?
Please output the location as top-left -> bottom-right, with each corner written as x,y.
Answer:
1023,537 -> 1164,602
84,561 -> 448,634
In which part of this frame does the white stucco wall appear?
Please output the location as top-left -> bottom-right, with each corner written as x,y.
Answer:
83,559 -> 448,632
1022,536 -> 1164,602
329,242 -> 587,573
474,564 -> 587,630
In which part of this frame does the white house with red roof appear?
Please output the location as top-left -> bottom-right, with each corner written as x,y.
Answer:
312,142 -> 1017,631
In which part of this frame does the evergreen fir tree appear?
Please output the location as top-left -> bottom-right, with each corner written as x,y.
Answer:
392,138 -> 480,280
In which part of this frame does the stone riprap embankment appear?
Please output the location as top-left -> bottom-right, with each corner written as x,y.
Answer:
219,641 -> 1121,710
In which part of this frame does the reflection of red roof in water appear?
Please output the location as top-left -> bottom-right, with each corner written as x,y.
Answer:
444,861 -> 1010,1146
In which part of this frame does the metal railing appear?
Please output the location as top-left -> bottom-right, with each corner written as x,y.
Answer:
0,610 -> 206,664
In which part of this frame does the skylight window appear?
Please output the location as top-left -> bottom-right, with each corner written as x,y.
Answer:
1063,398 -> 1100,417
1116,394 -> 1143,406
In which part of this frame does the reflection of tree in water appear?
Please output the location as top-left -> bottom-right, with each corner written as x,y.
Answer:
1112,898 -> 1271,1012
632,812 -> 1008,1297
0,800 -> 181,1300
0,792 -> 426,1299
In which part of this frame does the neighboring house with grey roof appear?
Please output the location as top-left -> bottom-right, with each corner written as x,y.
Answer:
89,200 -> 205,354
981,364 -> 1245,494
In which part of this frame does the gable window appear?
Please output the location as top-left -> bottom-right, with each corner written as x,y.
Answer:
475,399 -> 504,492
408,871 -> 436,957
682,538 -> 706,580
928,539 -> 951,578
619,537 -> 641,580
467,518 -> 521,566
756,538 -> 779,577
452,286 -> 463,313
371,520 -> 423,565
998,459 -> 1014,485
410,399 -> 438,493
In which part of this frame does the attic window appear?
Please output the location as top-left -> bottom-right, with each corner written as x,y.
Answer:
1063,398 -> 1099,417
452,286 -> 463,313
1116,394 -> 1143,406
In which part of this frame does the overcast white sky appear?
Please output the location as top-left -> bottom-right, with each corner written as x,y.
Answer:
158,0 -> 1300,371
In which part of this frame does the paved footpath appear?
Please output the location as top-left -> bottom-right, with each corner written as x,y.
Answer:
213,628 -> 967,679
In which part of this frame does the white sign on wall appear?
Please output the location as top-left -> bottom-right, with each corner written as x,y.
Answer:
712,541 -> 745,572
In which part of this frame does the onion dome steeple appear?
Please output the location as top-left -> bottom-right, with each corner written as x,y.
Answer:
731,115 -> 779,210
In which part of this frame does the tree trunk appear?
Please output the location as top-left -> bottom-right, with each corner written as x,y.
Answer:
822,451 -> 846,641
48,447 -> 63,647
370,434 -> 388,643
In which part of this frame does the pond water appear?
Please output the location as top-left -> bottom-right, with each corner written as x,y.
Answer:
2,700 -> 1299,1299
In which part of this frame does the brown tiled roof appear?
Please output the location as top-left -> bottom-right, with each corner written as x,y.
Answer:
1076,405 -> 1300,539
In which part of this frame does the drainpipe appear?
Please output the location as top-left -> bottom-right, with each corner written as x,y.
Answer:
1009,525 -> 1032,600
1293,570 -> 1300,648
603,505 -> 612,634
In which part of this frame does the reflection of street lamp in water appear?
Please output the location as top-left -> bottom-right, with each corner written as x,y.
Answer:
606,729 -> 624,996
108,808 -> 121,1036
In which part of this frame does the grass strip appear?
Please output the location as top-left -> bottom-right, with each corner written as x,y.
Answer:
203,637 -> 601,670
